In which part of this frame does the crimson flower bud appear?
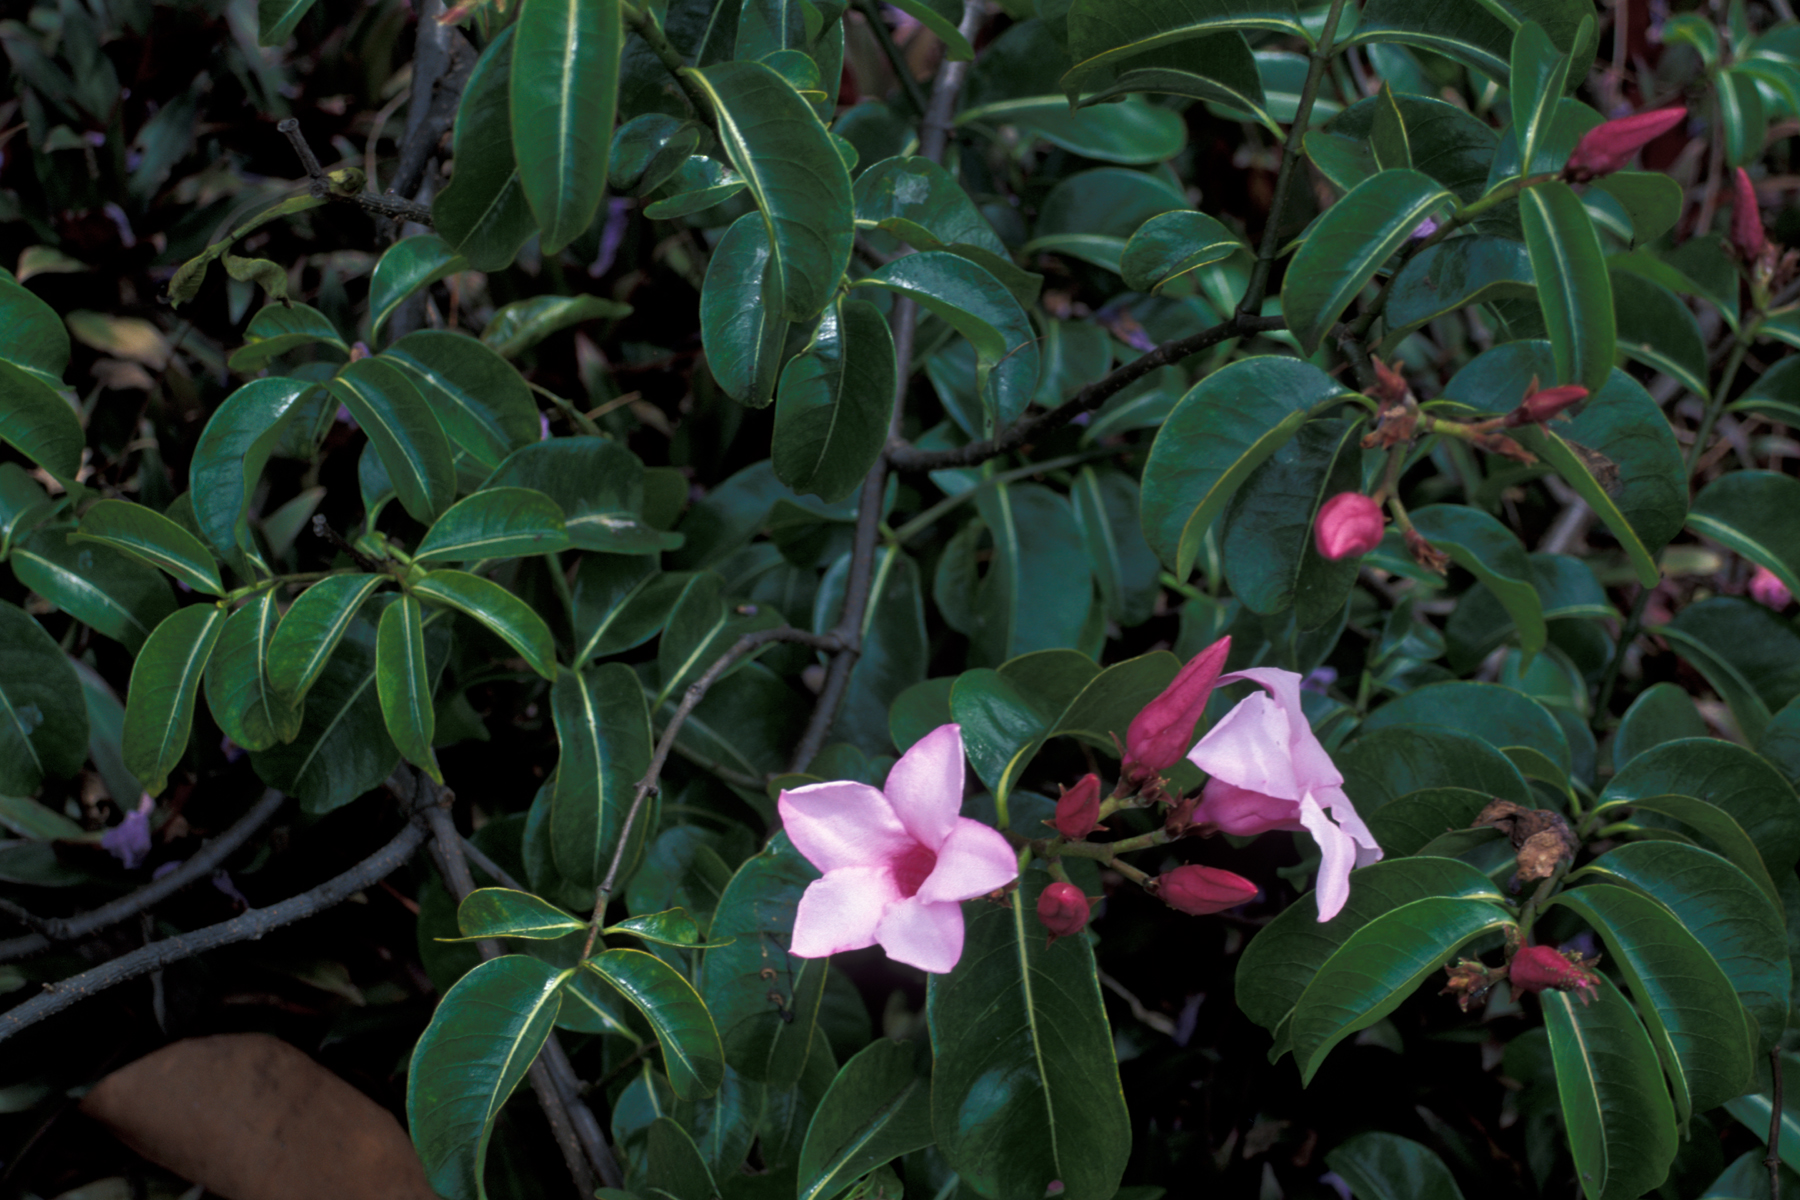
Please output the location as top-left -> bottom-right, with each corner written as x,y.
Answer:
1562,107 -> 1685,182
1732,167 -> 1768,262
1508,943 -> 1600,1004
1121,636 -> 1231,785
1502,383 -> 1588,427
1157,864 -> 1258,915
1751,565 -> 1792,610
1313,493 -> 1384,561
1053,773 -> 1104,840
1036,882 -> 1090,943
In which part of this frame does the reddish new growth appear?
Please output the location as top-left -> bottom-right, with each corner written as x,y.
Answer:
1508,943 -> 1602,1004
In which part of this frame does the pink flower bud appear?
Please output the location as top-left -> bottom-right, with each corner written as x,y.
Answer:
1157,864 -> 1258,915
1502,383 -> 1588,427
1053,774 -> 1104,840
1750,565 -> 1792,610
1313,493 -> 1384,561
1508,943 -> 1599,1004
1732,167 -> 1768,262
1121,636 -> 1231,785
1036,882 -> 1090,942
1562,107 -> 1685,182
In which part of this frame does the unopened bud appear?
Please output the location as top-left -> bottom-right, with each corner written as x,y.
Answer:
1508,943 -> 1600,1004
1121,636 -> 1230,786
1157,864 -> 1258,915
1036,882 -> 1090,943
1751,565 -> 1792,610
1502,384 -> 1588,427
1562,107 -> 1685,182
1313,493 -> 1384,561
1732,167 -> 1769,262
1053,774 -> 1104,840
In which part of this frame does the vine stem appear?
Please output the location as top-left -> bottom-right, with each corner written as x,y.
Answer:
622,2 -> 720,133
1686,330 -> 1753,475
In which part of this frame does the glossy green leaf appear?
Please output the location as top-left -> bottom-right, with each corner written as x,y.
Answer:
433,28 -> 539,272
1722,1053 -> 1800,1179
573,555 -> 692,663
928,874 -> 1130,1200
203,592 -> 300,753
1406,505 -> 1546,663
550,662 -> 654,892
797,1039 -> 934,1200
646,1116 -> 717,1200
1071,467 -> 1161,629
226,303 -> 347,373
588,948 -> 726,1099
485,439 -> 678,556
0,333 -> 79,480
383,331 -> 541,473
121,605 -> 227,795
413,569 -> 557,679
377,593 -> 440,782
1720,67 -> 1767,168
853,156 -> 1007,258
454,887 -> 587,940
772,298 -> 895,504
1591,171 -> 1682,246
604,907 -> 704,947
883,0 -> 972,57
1690,471 -> 1800,603
642,155 -> 747,218
1119,210 -> 1243,293
811,546 -> 928,757
1282,168 -> 1450,354
1142,356 -> 1353,582
1290,897 -> 1515,1083
368,236 -> 467,342
700,213 -> 788,408
1663,598 -> 1800,746
1580,840 -> 1790,1051
511,0 -> 620,252
1327,93 -> 1499,204
0,461 -> 56,550
414,488 -> 570,564
684,60 -> 853,322
0,272 -> 70,384
481,294 -> 633,360
1359,788 -> 1496,859
655,571 -> 784,707
406,954 -> 566,1200
1509,21 -> 1571,175
609,113 -> 703,195
969,482 -> 1092,666
1338,724 -> 1536,811
1060,0 -> 1302,99
1613,684 -> 1706,770
267,574 -> 385,704
1611,269 -> 1707,397
328,357 -> 456,525
11,528 -> 175,653
1325,1132 -> 1467,1200
1553,883 -> 1754,1123
1601,737 -> 1800,876
73,499 -> 225,597
1348,0 -> 1511,82
0,601 -> 88,795
1520,179 -> 1615,395
1543,975 -> 1679,1200
661,662 -> 805,783
1381,236 -> 1535,350
189,377 -> 314,560
1363,681 -> 1571,790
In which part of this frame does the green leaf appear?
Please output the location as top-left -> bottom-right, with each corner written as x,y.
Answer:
454,887 -> 587,940
1141,356 -> 1352,582
433,28 -> 539,272
642,155 -> 748,218
811,546 -> 928,757
1543,975 -> 1679,1200
1509,22 -> 1572,175
266,574 -> 385,704
1601,737 -> 1800,877
1325,1132 -> 1468,1200
413,569 -> 558,680
1580,840 -> 1790,1052
573,556 -> 690,663
853,155 -> 1008,259
588,948 -> 726,1099
655,571 -> 784,707
1591,171 -> 1683,246
121,605 -> 227,795
854,252 -> 1038,435
406,954 -> 566,1200
414,488 -> 571,564
257,0 -> 317,44
772,298 -> 895,504
1363,681 -> 1571,791
328,357 -> 456,525
0,272 -> 71,386
1613,684 -> 1706,770
1690,471 -> 1800,603
966,95 -> 1189,164
604,907 -> 704,947
1407,505 -> 1546,665
1282,167 -> 1450,354
550,662 -> 654,892
369,236 -> 467,341
661,663 -> 806,783
1071,467 -> 1161,629
1360,788 -> 1498,858
1290,897 -> 1515,1083
879,0 -> 971,58
796,1039 -> 934,1200
1611,269 -> 1708,396
701,212 -> 790,409
610,114 -> 703,195
1349,0 -> 1511,82
646,1116 -> 717,1200
226,303 -> 347,373
1327,93 -> 1499,204
73,499 -> 225,597
383,332 -> 541,473
485,439 -> 678,556
1720,67 -> 1768,168
1119,210 -> 1244,293
684,60 -> 854,321
1520,179 -> 1616,395
1368,83 -> 1412,171
1337,724 -> 1536,811
0,601 -> 88,795
11,527 -> 176,653
481,294 -> 633,360
1723,1053 -> 1800,1179
927,874 -> 1130,1200
1552,882 -> 1755,1123
1061,0 -> 1303,99
1669,598 -> 1800,747
510,0 -> 620,252
203,592 -> 300,753
1382,236 -> 1534,351
969,483 -> 1093,666
189,377 -> 315,561
377,593 -> 441,782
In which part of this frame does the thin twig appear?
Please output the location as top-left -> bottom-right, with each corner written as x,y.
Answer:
917,0 -> 982,163
623,3 -> 719,133
0,818 -> 428,1043
853,0 -> 930,117
277,118 -> 327,181
459,833 -> 525,891
277,118 -> 436,226
0,789 -> 288,964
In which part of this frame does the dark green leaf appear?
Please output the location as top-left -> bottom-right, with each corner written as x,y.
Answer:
1325,1132 -> 1467,1200
573,556 -> 691,663
646,1116 -> 717,1200
485,439 -> 679,556
0,601 -> 88,795
511,0 -> 620,252
1360,788 -> 1497,859
1363,681 -> 1571,790
433,28 -> 539,272
1509,21 -> 1572,174
1381,236 -> 1535,351
1720,67 -> 1767,168
811,547 -> 927,757
1662,598 -> 1800,745
1613,684 -> 1707,770
605,907 -> 704,947
1520,179 -> 1616,395
383,331 -> 541,474
369,236 -> 468,341
773,298 -> 895,504
1060,0 -> 1302,98
1338,724 -> 1536,811
1611,269 -> 1708,396
796,1039 -> 933,1200
257,0 -> 317,44
226,303 -> 347,373
481,295 -> 633,360
122,605 -> 227,795
969,483 -> 1092,665
204,592 -> 300,753
189,377 -> 314,560
413,569 -> 558,679
550,662 -> 654,892
1348,0 -> 1511,82
12,527 -> 175,653
1600,737 -> 1800,876
1326,93 -> 1498,204
377,593 -> 441,782
853,156 -> 1007,258
328,357 -> 456,525
588,948 -> 726,1099
266,574 -> 385,704
415,488 -> 571,564
1690,471 -> 1800,603
701,212 -> 790,409
1120,210 -> 1244,294
1406,505 -> 1547,664
1071,467 -> 1161,629
454,887 -> 587,940
74,499 -> 225,597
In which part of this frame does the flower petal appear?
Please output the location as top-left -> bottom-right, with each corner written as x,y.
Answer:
1193,778 -> 1303,837
1296,793 -> 1360,922
875,896 -> 966,973
779,780 -> 914,874
790,866 -> 902,958
883,723 -> 967,850
916,817 -> 1018,903
1186,691 -> 1302,800
1315,782 -> 1383,867
1219,667 -> 1344,789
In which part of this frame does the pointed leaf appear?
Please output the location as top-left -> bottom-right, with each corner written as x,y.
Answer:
433,27 -> 539,272
454,887 -> 587,940
573,555 -> 691,663
226,303 -> 347,373
383,331 -> 541,473
1510,22 -> 1571,175
190,377 -> 314,560
73,499 -> 225,597
773,298 -> 896,505
550,662 -> 654,892
377,593 -> 440,781
203,592 -> 301,753
266,574 -> 385,704
1361,681 -> 1571,790
257,0 -> 317,44
510,0 -> 620,252
122,605 -> 227,795
369,235 -> 467,341
413,569 -> 557,679
1520,179 -> 1616,394
1348,0 -> 1512,81
0,600 -> 88,794
587,948 -> 726,1099
0,360 -> 81,485
796,1038 -> 933,1200
11,527 -> 176,653
414,488 -> 571,564
700,211 -> 790,408
655,572 -> 784,707
852,156 -> 1007,257
646,1115 -> 717,1200
328,357 -> 456,525
605,907 -> 704,947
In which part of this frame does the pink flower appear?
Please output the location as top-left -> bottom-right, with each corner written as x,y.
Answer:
1121,635 -> 1231,786
1158,864 -> 1259,915
779,724 -> 1018,973
1502,384 -> 1588,427
102,793 -> 155,869
1750,565 -> 1792,610
1036,882 -> 1090,942
1187,668 -> 1382,921
1562,107 -> 1685,182
1732,167 -> 1769,262
1313,493 -> 1384,561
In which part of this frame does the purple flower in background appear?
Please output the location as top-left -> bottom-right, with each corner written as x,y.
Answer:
213,870 -> 248,906
102,794 -> 155,869
1410,216 -> 1440,239
589,198 -> 633,278
1301,666 -> 1338,695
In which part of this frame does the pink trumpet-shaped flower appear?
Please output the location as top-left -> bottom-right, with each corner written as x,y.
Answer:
1121,635 -> 1231,786
1562,106 -> 1685,182
779,724 -> 1018,973
1158,864 -> 1259,915
1313,493 -> 1385,561
1187,668 -> 1382,921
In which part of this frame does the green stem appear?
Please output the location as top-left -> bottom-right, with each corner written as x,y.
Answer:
1515,859 -> 1570,941
1686,329 -> 1754,474
1048,826 -> 1175,862
621,3 -> 717,129
1109,857 -> 1154,887
222,570 -> 341,604
888,448 -> 1114,543
530,381 -> 604,438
